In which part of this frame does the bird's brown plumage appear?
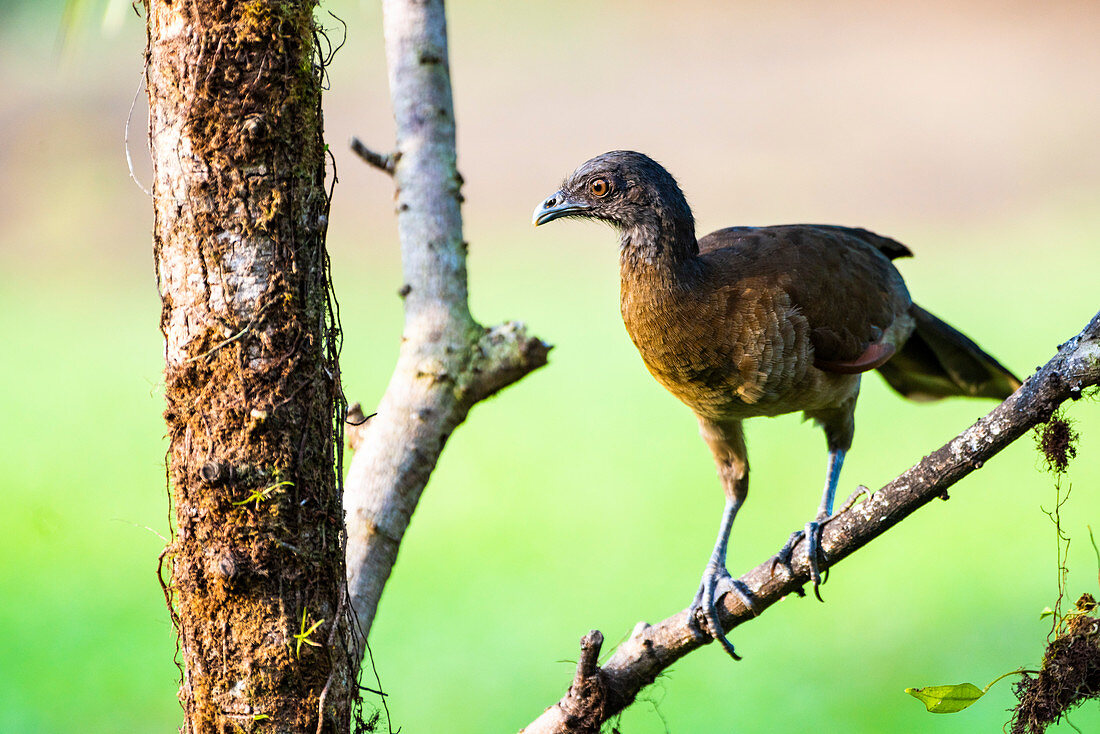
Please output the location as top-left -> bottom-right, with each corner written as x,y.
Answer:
620,224 -> 918,426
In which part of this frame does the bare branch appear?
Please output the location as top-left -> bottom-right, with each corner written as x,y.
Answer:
343,0 -> 549,660
349,137 -> 396,175
521,310 -> 1100,734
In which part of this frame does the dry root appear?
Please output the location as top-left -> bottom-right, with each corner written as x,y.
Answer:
1011,594 -> 1100,733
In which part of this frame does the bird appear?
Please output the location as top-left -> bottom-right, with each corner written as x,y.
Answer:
532,151 -> 1020,659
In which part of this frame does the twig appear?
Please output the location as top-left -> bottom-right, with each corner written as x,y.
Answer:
520,309 -> 1100,734
544,631 -> 608,734
344,402 -> 375,452
573,631 -> 603,690
350,137 -> 396,175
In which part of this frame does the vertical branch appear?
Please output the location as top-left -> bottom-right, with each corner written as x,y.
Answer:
343,0 -> 549,655
146,1 -> 354,730
383,0 -> 473,333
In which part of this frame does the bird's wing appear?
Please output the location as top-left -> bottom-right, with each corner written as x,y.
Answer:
698,225 -> 913,372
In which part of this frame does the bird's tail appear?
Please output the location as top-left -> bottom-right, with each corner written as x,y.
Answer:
876,304 -> 1021,401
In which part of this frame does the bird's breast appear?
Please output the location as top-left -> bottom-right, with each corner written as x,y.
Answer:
620,277 -> 846,421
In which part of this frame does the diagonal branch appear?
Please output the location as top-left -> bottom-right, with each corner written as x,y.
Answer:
521,310 -> 1100,734
342,0 -> 549,663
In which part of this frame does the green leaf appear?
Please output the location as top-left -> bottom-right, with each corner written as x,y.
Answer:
905,683 -> 986,713
1040,606 -> 1056,620
906,669 -> 1037,714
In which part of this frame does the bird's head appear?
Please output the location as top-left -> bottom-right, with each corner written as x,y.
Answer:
532,151 -> 694,238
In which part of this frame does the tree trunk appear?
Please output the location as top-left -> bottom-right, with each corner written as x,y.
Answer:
145,1 -> 354,731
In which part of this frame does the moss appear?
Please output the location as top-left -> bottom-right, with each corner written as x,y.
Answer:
149,0 -> 357,731
1036,412 -> 1079,474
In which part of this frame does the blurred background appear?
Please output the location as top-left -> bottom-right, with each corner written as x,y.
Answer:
2,0 -> 1098,731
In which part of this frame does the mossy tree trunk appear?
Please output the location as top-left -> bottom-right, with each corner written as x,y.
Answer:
145,1 -> 355,731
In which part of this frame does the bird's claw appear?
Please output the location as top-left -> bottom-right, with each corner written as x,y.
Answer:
838,485 -> 873,514
772,529 -> 803,576
804,520 -> 828,602
690,567 -> 757,660
771,520 -> 830,601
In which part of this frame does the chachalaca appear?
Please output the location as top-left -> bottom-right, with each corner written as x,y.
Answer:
532,151 -> 1020,659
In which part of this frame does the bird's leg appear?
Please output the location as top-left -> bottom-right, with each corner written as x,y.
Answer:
804,448 -> 845,599
691,417 -> 754,659
773,449 -> 846,601
689,496 -> 755,660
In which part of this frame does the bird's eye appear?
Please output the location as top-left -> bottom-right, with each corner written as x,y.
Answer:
589,178 -> 611,198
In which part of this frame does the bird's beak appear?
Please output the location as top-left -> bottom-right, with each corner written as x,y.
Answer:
532,190 -> 589,226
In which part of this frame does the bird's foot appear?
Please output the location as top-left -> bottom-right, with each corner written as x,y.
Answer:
772,529 -> 803,577
689,566 -> 757,660
803,519 -> 828,602
771,520 -> 830,602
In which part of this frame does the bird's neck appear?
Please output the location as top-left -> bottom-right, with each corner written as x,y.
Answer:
618,210 -> 701,286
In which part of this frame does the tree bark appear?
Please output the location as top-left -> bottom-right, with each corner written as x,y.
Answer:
521,310 -> 1100,734
146,2 -> 354,731
342,0 -> 549,656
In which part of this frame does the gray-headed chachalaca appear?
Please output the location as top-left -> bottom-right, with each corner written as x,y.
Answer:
532,151 -> 1020,659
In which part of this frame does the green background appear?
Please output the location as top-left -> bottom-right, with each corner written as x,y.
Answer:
2,1 -> 1098,732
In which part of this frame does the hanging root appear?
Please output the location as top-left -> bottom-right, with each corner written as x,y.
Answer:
1011,594 -> 1100,733
1036,412 -> 1079,474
